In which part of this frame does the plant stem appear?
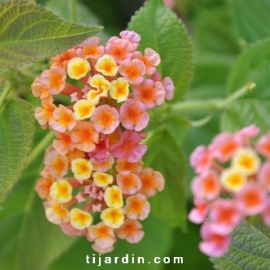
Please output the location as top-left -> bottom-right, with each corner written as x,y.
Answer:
0,83 -> 11,108
69,0 -> 77,22
171,82 -> 256,113
26,131 -> 54,166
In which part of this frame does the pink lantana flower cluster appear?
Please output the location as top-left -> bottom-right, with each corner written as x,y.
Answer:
32,31 -> 174,253
188,125 -> 270,257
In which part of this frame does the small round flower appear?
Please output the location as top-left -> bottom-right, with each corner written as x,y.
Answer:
101,208 -> 124,229
35,99 -> 56,129
87,222 -> 115,249
50,105 -> 77,132
67,57 -> 90,80
191,170 -> 221,200
90,154 -> 114,172
231,147 -> 260,175
49,179 -> 73,203
188,198 -> 209,224
77,37 -> 104,59
71,158 -> 93,181
234,124 -> 260,144
210,132 -> 239,162
70,122 -> 99,152
115,219 -> 144,243
162,77 -> 175,100
110,130 -> 147,163
104,185 -> 123,208
133,48 -> 160,75
93,172 -> 113,187
53,131 -> 74,155
190,145 -> 213,174
199,222 -> 231,258
116,171 -> 141,195
66,148 -> 85,164
105,39 -> 133,63
138,168 -> 164,197
87,89 -> 103,105
209,199 -> 243,235
51,48 -> 76,68
124,194 -> 150,220
35,174 -> 54,199
44,149 -> 68,179
95,54 -> 118,76
91,104 -> 120,134
109,77 -> 129,103
119,59 -> 146,85
40,66 -> 66,95
88,138 -> 110,163
119,30 -> 140,50
89,74 -> 111,94
236,183 -> 267,216
115,158 -> 144,174
220,168 -> 247,193
60,221 -> 85,236
45,199 -> 69,225
31,77 -> 50,100
70,208 -> 93,230
73,99 -> 95,120
119,99 -> 149,132
133,79 -> 165,108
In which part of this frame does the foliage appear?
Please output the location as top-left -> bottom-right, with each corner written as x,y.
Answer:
0,0 -> 270,269
0,98 -> 34,202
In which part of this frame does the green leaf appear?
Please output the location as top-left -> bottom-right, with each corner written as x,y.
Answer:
143,128 -> 186,230
221,99 -> 270,134
45,0 -> 109,43
211,219 -> 270,269
0,0 -> 103,72
228,0 -> 270,44
50,214 -> 173,270
148,107 -> 191,145
0,125 -> 78,270
128,0 -> 192,101
187,6 -> 239,100
0,98 -> 34,202
228,39 -> 270,100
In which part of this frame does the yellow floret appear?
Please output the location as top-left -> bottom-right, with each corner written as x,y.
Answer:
89,74 -> 111,95
71,158 -> 93,181
232,147 -> 260,175
95,54 -> 118,76
73,100 -> 95,120
93,172 -> 113,187
86,90 -> 102,105
104,185 -> 123,208
49,179 -> 73,203
70,208 -> 93,230
109,77 -> 129,103
67,57 -> 90,80
220,168 -> 247,192
100,208 -> 124,228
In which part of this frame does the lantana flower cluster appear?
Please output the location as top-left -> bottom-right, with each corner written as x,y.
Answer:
32,31 -> 174,253
188,125 -> 270,257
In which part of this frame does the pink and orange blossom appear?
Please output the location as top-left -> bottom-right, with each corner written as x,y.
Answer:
189,125 -> 270,257
31,30 -> 175,254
